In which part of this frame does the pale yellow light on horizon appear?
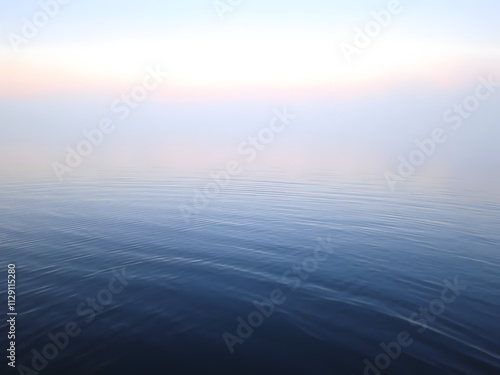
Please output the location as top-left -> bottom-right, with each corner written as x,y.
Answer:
1,32 -> 499,98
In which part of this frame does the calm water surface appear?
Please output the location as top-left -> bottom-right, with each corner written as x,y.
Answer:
0,171 -> 499,374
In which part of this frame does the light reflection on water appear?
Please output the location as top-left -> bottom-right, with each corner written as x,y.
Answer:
0,170 -> 499,374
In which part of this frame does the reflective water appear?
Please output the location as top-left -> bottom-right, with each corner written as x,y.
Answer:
1,171 -> 499,374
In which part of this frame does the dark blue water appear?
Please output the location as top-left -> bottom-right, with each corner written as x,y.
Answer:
1,171 -> 499,375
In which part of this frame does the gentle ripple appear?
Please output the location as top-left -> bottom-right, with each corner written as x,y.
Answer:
0,170 -> 499,374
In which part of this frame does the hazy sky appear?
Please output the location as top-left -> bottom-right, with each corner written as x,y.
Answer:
1,0 -> 499,182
